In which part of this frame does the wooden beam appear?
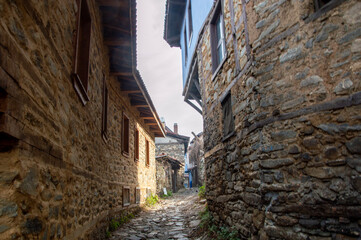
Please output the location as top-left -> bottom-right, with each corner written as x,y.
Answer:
145,122 -> 158,126
97,0 -> 128,7
121,90 -> 141,94
141,117 -> 154,120
103,24 -> 130,34
185,99 -> 202,115
110,72 -> 132,77
128,94 -> 145,100
104,40 -> 131,47
189,92 -> 203,108
134,105 -> 149,108
193,79 -> 201,95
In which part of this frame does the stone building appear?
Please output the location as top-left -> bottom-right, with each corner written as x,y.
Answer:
155,122 -> 189,190
165,0 -> 361,239
187,132 -> 205,187
156,155 -> 183,194
0,0 -> 165,239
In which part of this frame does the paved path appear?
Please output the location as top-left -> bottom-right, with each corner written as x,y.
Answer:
111,189 -> 205,240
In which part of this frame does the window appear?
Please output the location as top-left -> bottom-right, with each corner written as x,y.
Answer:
101,75 -> 108,142
188,1 -> 193,41
145,139 -> 150,166
184,27 -> 188,66
135,187 -> 140,204
123,187 -> 130,206
221,93 -> 234,139
210,1 -> 226,74
122,113 -> 130,155
146,188 -> 151,198
134,128 -> 139,161
307,0 -> 345,22
314,0 -> 332,11
72,0 -> 91,105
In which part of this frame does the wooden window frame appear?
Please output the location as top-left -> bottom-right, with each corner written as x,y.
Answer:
183,27 -> 188,66
135,187 -> 140,204
221,92 -> 235,141
123,186 -> 130,207
101,74 -> 108,142
145,139 -> 150,167
121,112 -> 130,156
187,0 -> 193,43
72,0 -> 91,105
210,0 -> 227,77
146,188 -> 151,198
306,0 -> 345,22
314,0 -> 332,11
134,128 -> 139,161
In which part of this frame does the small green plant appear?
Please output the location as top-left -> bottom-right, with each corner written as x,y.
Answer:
109,219 -> 120,231
145,194 -> 159,206
199,206 -> 240,240
161,190 -> 173,198
105,230 -> 111,238
198,185 -> 206,199
199,206 -> 212,228
119,215 -> 128,224
218,226 -> 239,240
106,212 -> 136,237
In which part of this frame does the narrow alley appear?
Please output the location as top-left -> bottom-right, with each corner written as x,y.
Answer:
111,190 -> 205,240
1,0 -> 360,239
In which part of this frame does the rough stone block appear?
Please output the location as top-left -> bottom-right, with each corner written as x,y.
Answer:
346,137 -> 361,154
300,75 -> 323,88
0,199 -> 17,217
271,130 -> 297,141
19,167 -> 39,197
279,45 -> 303,63
260,158 -> 294,169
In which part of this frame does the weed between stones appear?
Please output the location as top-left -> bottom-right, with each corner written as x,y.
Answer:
199,206 -> 240,240
106,212 -> 136,238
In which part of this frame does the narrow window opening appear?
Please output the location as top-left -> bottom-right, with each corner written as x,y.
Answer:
221,93 -> 234,138
122,113 -> 130,155
72,0 -> 91,105
145,139 -> 150,167
134,129 -> 139,161
101,74 -> 108,142
314,0 -> 332,11
184,27 -> 188,66
188,1 -> 193,41
123,187 -> 130,206
210,1 -> 226,74
135,187 -> 140,204
146,188 -> 151,198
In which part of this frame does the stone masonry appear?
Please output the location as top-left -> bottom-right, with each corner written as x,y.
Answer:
156,155 -> 183,195
156,124 -> 190,192
0,1 -> 163,239
193,0 -> 361,239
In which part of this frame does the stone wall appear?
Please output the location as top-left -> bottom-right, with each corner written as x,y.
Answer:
188,134 -> 205,187
196,0 -> 361,239
156,140 -> 186,164
156,136 -> 186,191
156,159 -> 172,195
0,1 -> 157,239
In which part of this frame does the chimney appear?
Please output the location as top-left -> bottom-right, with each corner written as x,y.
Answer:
174,123 -> 178,134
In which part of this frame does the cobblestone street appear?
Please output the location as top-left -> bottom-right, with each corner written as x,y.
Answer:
111,189 -> 205,240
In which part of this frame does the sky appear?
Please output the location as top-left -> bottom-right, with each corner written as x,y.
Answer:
137,0 -> 203,138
